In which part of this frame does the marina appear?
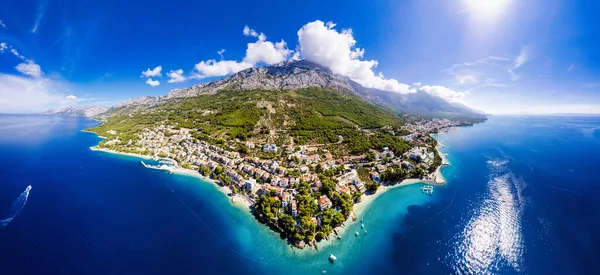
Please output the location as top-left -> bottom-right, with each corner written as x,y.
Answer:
141,158 -> 178,173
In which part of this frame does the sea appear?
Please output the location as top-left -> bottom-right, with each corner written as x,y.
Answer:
0,114 -> 599,275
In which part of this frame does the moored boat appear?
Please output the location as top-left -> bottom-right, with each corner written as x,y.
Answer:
329,254 -> 337,262
421,185 -> 434,195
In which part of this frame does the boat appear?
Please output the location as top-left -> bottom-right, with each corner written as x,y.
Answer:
355,231 -> 359,236
329,254 -> 337,262
337,236 -> 342,240
361,223 -> 365,229
421,185 -> 434,195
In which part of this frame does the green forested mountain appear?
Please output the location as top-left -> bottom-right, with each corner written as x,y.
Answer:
90,86 -> 411,156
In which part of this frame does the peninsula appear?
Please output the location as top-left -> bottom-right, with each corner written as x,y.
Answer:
85,60 -> 484,248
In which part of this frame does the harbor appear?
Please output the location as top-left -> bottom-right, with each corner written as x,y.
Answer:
140,158 -> 178,173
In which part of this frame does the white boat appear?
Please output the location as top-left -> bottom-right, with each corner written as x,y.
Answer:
355,231 -> 359,236
329,254 -> 337,261
421,185 -> 434,195
361,223 -> 365,229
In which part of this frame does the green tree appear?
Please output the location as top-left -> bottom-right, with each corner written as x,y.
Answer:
332,211 -> 345,226
279,214 -> 296,234
199,166 -> 211,177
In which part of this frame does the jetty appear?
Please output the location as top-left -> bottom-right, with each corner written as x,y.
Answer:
141,158 -> 177,173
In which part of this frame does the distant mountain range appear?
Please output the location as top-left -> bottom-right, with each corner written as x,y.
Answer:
48,60 -> 486,121
43,105 -> 109,118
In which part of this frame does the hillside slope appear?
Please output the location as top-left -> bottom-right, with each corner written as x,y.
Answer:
90,87 -> 411,156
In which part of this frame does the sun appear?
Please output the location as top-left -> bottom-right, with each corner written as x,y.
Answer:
462,0 -> 511,19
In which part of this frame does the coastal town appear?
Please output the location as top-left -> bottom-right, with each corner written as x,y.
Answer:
93,118 -> 460,248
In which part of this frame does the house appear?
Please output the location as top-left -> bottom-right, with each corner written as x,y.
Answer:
276,166 -> 286,175
261,172 -> 270,182
317,195 -> 333,210
299,166 -> 309,174
279,177 -> 289,188
244,178 -> 256,191
289,177 -> 299,186
408,147 -> 428,161
263,143 -> 277,153
281,192 -> 291,208
256,187 -> 268,197
370,171 -> 381,183
336,186 -> 352,196
354,180 -> 367,193
271,176 -> 281,186
291,201 -> 298,218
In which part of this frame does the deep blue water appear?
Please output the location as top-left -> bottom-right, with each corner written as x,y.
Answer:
0,114 -> 599,274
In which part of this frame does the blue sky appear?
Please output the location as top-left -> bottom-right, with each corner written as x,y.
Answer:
1,0 -> 599,114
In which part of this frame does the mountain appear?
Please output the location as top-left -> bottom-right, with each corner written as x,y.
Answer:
110,60 -> 485,121
44,105 -> 109,118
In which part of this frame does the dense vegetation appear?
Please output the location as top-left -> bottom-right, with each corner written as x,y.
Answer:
88,87 -> 409,158
253,175 -> 354,245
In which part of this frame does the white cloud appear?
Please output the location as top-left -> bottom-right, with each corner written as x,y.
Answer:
457,74 -> 478,84
243,26 -> 259,37
192,26 -> 293,79
513,47 -> 530,69
297,20 -> 413,93
446,54 -> 520,86
412,82 -> 422,87
167,69 -> 186,83
567,64 -> 575,72
15,60 -> 43,78
141,66 -> 162,78
192,60 -> 252,79
419,85 -> 466,101
31,1 -> 47,34
217,49 -> 225,59
0,43 -> 27,61
0,20 -> 6,29
0,74 -> 70,113
243,38 -> 293,65
145,78 -> 160,87
65,95 -> 77,100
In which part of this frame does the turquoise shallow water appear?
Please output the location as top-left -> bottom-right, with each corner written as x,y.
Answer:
1,114 -> 599,274
166,162 -> 435,275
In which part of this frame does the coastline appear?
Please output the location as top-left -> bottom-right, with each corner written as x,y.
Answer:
86,130 -> 452,253
90,146 -> 153,160
170,167 -> 253,212
313,178 -> 429,251
90,143 -> 437,252
81,130 -> 106,139
89,146 -> 254,212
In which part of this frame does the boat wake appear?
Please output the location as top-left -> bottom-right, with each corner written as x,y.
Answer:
0,185 -> 32,227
